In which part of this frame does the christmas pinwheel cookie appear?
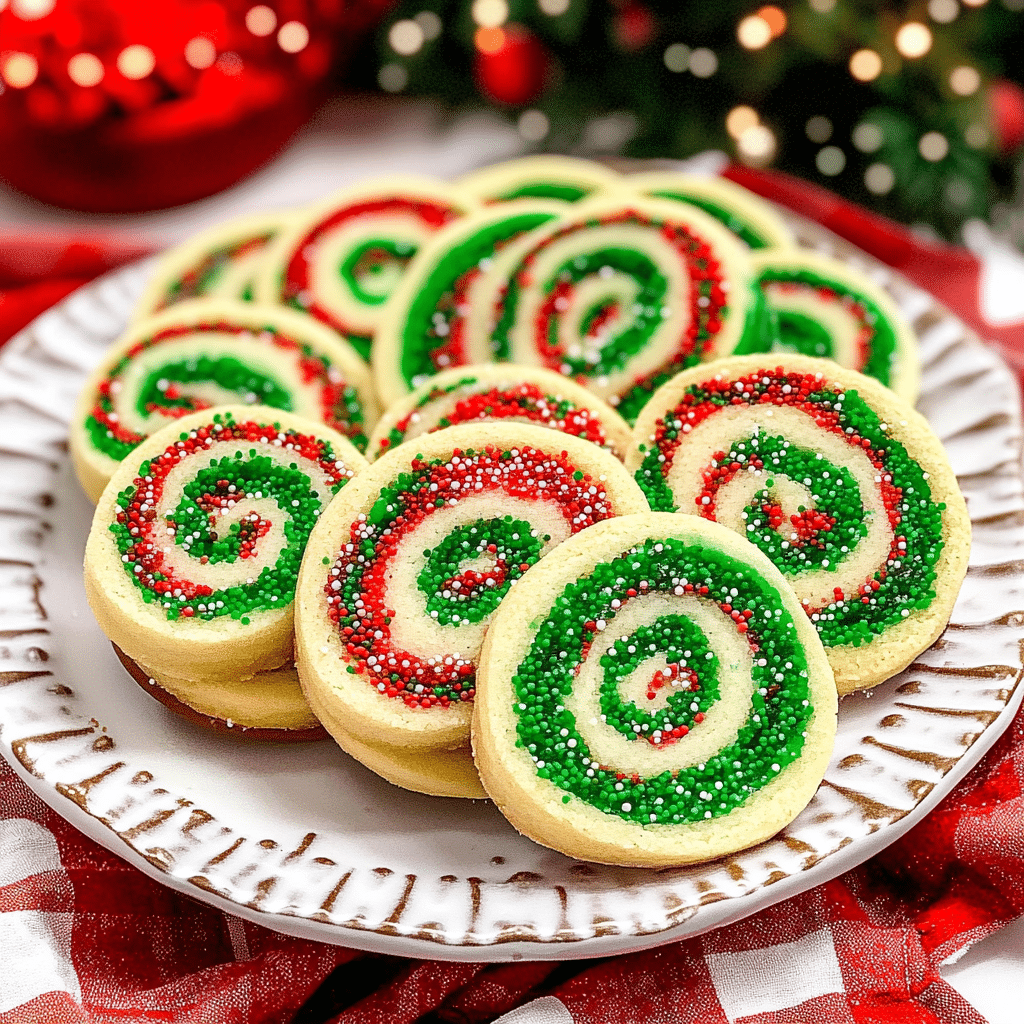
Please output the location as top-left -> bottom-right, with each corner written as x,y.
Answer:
71,299 -> 378,503
294,421 -> 650,798
255,176 -> 477,360
368,363 -> 632,461
371,199 -> 565,405
627,354 -> 970,693
473,512 -> 837,867
133,211 -> 291,322
84,405 -> 367,691
113,650 -> 327,742
466,195 -> 761,424
751,250 -> 920,403
457,155 -> 622,204
625,171 -> 795,250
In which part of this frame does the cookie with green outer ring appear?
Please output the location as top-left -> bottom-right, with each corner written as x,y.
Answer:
132,211 -> 294,323
294,421 -> 650,766
254,176 -> 478,360
473,512 -> 837,867
748,250 -> 920,404
71,299 -> 378,504
465,195 -> 758,424
456,155 -> 622,204
624,171 -> 796,251
371,200 -> 566,407
626,354 -> 969,693
84,405 -> 367,686
368,363 -> 633,462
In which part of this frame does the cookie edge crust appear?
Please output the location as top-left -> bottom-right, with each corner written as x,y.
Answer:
472,512 -> 838,867
294,420 -> 652,752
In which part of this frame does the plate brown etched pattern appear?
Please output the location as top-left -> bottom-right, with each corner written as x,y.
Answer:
0,222 -> 1023,961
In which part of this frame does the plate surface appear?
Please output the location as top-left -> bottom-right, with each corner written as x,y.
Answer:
1,225 -> 1023,962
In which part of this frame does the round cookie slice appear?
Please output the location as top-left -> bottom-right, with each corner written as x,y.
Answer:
113,647 -> 327,742
457,155 -> 622,204
465,195 -> 759,425
625,171 -> 795,250
133,211 -> 292,321
372,199 -> 565,405
294,421 -> 650,795
84,405 -> 367,686
368,364 -> 632,461
751,250 -> 920,404
254,176 -> 477,360
473,512 -> 837,867
71,299 -> 378,503
627,354 -> 970,693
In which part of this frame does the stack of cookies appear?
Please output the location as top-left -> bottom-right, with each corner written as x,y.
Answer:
76,156 -> 969,867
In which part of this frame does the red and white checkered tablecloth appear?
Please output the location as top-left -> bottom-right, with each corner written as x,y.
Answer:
2,167 -> 1024,1024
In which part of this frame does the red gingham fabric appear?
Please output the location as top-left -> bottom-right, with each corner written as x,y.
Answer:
2,173 -> 1024,1024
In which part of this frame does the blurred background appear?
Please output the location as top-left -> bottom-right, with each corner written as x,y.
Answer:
1,0 -> 1023,337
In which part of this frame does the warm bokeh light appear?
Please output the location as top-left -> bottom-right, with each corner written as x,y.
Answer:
808,0 -> 836,10
663,43 -> 690,72
378,62 -> 408,92
737,15 -> 772,49
927,0 -> 959,22
816,146 -> 846,175
1,52 -> 38,88
415,11 -> 442,40
539,0 -> 570,13
118,45 -> 155,80
184,36 -> 216,69
895,22 -> 932,58
737,124 -> 776,163
474,26 -> 506,53
726,105 -> 759,139
919,131 -> 949,161
67,52 -> 104,87
964,123 -> 989,147
278,21 -> 309,53
849,49 -> 882,81
961,0 -> 987,6
471,0 -> 508,28
805,115 -> 832,143
864,163 -> 895,194
245,5 -> 277,37
518,109 -> 550,141
12,0 -> 54,19
852,122 -> 884,152
689,48 -> 718,77
949,65 -> 981,96
757,6 -> 787,36
389,19 -> 424,55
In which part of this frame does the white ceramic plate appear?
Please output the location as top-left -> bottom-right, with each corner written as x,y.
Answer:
1,225 -> 1023,962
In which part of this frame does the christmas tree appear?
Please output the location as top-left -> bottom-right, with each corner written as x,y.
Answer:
360,0 -> 1024,243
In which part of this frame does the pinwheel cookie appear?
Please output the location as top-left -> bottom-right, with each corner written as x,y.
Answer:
294,422 -> 649,798
255,176 -> 476,359
751,250 -> 920,403
474,512 -> 837,867
133,211 -> 291,321
628,354 -> 970,693
464,195 -> 762,424
626,171 -> 795,250
368,364 -> 632,461
71,299 -> 377,503
84,405 -> 367,689
457,155 -> 622,204
372,200 -> 565,405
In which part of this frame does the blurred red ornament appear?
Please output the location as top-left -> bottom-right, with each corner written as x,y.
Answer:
612,2 -> 656,52
989,78 -> 1024,157
0,0 -> 392,212
473,24 -> 550,108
